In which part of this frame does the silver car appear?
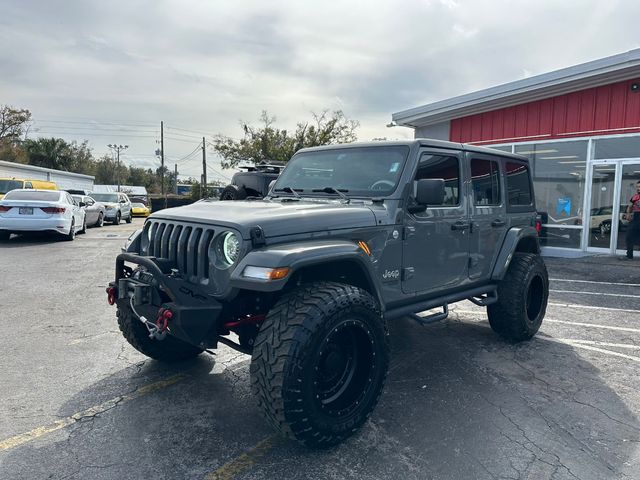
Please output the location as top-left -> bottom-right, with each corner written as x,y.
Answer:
72,195 -> 106,228
90,192 -> 132,224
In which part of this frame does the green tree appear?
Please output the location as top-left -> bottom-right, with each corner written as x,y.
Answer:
23,137 -> 95,174
212,110 -> 359,168
0,105 -> 32,141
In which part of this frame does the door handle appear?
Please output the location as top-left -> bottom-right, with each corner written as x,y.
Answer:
491,219 -> 506,228
451,222 -> 470,231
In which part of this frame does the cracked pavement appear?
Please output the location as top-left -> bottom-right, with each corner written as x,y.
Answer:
1,221 -> 639,479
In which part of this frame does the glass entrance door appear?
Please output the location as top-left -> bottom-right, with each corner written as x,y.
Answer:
586,160 -> 640,253
615,162 -> 640,255
587,162 -> 617,251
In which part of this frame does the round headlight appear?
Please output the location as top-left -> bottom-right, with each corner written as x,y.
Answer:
220,231 -> 240,265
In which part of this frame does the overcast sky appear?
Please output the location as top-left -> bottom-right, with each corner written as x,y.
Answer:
1,0 -> 639,180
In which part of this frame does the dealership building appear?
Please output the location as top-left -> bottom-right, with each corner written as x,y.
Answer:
392,48 -> 640,257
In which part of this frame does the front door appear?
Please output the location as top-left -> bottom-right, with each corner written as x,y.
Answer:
402,150 -> 469,294
586,160 -> 640,254
615,162 -> 640,256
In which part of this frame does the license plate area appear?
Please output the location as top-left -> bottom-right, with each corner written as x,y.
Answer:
19,207 -> 33,215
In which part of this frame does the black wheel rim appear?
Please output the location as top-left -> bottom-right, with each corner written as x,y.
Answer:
526,275 -> 545,323
314,319 -> 376,417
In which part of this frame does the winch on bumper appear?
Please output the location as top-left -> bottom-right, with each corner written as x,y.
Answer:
109,252 -> 223,349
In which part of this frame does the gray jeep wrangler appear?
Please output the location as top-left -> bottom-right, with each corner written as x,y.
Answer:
107,139 -> 548,447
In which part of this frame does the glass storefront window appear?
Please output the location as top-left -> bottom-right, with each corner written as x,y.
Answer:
486,145 -> 512,153
594,136 -> 640,159
515,141 -> 587,234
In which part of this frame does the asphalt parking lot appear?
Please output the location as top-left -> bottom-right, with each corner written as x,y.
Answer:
1,222 -> 639,480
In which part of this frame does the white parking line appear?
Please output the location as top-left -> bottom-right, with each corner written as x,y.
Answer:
548,302 -> 640,313
550,289 -> 640,299
550,278 -> 640,287
543,338 -> 640,364
543,319 -> 640,334
554,339 -> 640,350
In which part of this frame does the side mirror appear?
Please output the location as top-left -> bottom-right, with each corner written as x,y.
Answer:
408,179 -> 445,213
120,200 -> 126,204
416,179 -> 445,205
79,201 -> 86,207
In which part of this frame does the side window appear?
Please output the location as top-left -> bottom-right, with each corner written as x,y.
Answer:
416,154 -> 460,206
471,158 -> 501,206
24,182 -> 33,189
505,162 -> 533,206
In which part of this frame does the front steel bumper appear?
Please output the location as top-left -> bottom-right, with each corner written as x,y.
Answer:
112,253 -> 223,349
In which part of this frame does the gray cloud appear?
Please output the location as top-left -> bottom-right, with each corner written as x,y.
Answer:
1,0 -> 639,178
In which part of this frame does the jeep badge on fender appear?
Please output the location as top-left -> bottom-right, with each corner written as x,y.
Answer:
107,139 -> 548,448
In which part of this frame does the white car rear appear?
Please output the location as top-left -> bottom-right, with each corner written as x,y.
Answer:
0,189 -> 86,240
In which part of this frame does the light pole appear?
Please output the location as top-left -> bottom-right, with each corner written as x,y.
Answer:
107,144 -> 128,192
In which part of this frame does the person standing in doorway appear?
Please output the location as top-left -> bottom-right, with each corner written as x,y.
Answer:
620,180 -> 640,260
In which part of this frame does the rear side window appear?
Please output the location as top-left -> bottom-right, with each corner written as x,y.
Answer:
4,190 -> 61,201
505,162 -> 533,206
416,154 -> 460,206
471,159 -> 501,206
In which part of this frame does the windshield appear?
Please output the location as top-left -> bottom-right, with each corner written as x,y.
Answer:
91,193 -> 119,203
0,180 -> 24,194
4,190 -> 61,201
273,146 -> 410,197
131,203 -> 145,208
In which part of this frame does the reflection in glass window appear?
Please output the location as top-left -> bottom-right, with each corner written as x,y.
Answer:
416,155 -> 460,206
471,159 -> 501,205
515,141 -> 587,227
505,162 -> 533,206
594,136 -> 640,159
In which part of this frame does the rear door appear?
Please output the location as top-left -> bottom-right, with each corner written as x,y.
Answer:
467,153 -> 507,280
402,149 -> 470,294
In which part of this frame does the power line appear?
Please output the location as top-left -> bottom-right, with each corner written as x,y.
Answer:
34,115 -> 157,127
32,131 -> 158,138
166,125 -> 215,137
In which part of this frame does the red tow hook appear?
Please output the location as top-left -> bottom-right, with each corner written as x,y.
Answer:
106,286 -> 118,306
155,308 -> 173,333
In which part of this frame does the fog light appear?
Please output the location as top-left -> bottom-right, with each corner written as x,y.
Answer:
243,266 -> 290,280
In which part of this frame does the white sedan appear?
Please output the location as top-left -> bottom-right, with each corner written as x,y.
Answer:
0,189 -> 86,241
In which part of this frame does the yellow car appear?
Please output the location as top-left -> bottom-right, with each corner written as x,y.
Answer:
131,202 -> 151,217
0,178 -> 58,200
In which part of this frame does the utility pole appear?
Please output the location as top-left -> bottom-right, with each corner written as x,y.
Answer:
202,137 -> 207,199
174,163 -> 178,195
160,121 -> 165,196
107,144 -> 128,192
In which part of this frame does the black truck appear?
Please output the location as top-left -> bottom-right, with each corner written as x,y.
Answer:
107,139 -> 548,447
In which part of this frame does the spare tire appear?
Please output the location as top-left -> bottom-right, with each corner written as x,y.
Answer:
220,184 -> 247,201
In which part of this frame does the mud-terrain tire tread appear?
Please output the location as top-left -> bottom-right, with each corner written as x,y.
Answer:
117,305 -> 203,362
250,282 -> 389,447
487,252 -> 548,342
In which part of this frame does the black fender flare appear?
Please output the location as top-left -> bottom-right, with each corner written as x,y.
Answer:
229,239 -> 384,305
491,227 -> 540,281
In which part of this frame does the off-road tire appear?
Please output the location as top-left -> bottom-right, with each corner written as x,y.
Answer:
116,304 -> 204,362
250,282 -> 389,448
220,184 -> 247,201
488,253 -> 549,342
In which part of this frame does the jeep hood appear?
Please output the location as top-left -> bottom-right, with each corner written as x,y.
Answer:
150,200 -> 377,238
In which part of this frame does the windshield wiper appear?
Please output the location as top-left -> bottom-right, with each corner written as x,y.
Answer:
312,187 -> 350,202
273,187 -> 303,199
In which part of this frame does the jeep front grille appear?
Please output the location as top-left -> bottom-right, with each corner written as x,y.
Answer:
142,220 -> 215,283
